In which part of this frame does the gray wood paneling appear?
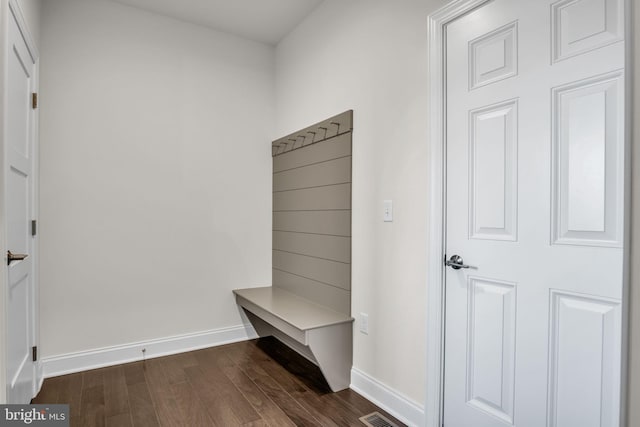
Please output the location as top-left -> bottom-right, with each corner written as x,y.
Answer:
271,113 -> 352,316
273,156 -> 352,192
273,269 -> 351,315
273,183 -> 351,212
273,250 -> 350,291
273,231 -> 351,263
273,211 -> 351,236
273,133 -> 351,173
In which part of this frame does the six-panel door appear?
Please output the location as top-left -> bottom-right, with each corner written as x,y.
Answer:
444,0 -> 625,425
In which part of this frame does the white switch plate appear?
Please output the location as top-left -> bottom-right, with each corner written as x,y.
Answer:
383,200 -> 393,222
360,313 -> 369,334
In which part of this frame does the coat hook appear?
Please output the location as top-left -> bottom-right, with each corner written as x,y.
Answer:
318,127 -> 328,139
279,142 -> 290,153
330,122 -> 340,134
297,135 -> 306,147
307,131 -> 317,142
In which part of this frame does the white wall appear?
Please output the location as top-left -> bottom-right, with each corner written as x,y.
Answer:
39,0 -> 274,358
276,0 -> 446,405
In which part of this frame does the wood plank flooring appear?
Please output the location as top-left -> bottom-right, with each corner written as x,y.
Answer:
33,337 -> 406,427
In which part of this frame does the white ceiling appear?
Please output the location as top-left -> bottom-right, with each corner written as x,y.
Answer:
109,0 -> 323,45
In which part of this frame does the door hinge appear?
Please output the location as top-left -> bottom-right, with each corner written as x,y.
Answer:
32,93 -> 38,109
31,220 -> 37,236
32,346 -> 37,362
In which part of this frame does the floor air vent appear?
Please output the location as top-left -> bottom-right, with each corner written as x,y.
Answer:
359,411 -> 398,427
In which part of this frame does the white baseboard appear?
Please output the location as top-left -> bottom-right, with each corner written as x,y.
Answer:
35,361 -> 44,397
41,324 -> 257,379
351,368 -> 425,427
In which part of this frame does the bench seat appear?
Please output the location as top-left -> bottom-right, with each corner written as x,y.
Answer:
233,286 -> 354,392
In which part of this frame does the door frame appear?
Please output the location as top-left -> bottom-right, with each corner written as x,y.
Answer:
1,0 -> 40,402
424,1 -> 633,426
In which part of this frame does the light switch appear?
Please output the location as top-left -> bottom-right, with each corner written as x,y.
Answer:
383,200 -> 393,222
360,313 -> 369,334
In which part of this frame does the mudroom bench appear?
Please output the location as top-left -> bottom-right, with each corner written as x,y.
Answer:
233,286 -> 353,391
233,110 -> 354,393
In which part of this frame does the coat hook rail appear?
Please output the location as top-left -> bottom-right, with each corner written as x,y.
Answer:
271,110 -> 353,157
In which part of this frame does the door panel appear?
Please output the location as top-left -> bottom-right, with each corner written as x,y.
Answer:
466,277 -> 516,424
551,0 -> 624,62
443,0 -> 625,426
551,71 -> 624,247
6,5 -> 36,403
547,291 -> 621,427
469,21 -> 518,90
469,100 -> 518,241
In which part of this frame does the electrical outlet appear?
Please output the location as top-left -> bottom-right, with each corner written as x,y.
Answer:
360,313 -> 369,335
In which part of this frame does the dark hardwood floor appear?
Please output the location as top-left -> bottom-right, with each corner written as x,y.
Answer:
33,337 -> 406,427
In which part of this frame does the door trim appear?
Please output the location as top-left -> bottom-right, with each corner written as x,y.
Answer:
424,1 -> 632,427
425,4 -> 492,425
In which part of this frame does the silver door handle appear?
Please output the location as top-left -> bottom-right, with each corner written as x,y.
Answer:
7,250 -> 28,266
445,255 -> 476,270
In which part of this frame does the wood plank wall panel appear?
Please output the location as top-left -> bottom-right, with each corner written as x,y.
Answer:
273,270 -> 351,316
272,251 -> 350,291
273,157 -> 352,192
273,232 -> 351,263
273,211 -> 351,236
272,111 -> 352,316
273,184 -> 351,212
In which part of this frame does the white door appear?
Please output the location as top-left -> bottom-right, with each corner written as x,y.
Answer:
443,0 -> 625,426
6,4 -> 37,404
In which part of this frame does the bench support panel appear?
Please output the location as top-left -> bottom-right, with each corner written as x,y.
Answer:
307,322 -> 353,392
238,302 -> 353,392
